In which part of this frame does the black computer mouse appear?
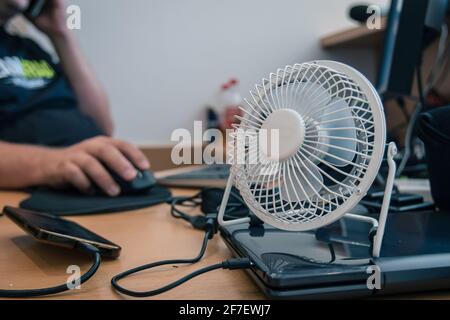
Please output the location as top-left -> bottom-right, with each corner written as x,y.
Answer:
91,168 -> 156,196
110,169 -> 157,195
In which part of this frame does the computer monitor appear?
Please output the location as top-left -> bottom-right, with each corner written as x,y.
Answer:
377,0 -> 448,97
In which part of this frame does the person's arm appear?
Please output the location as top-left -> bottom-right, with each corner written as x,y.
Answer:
29,0 -> 114,135
0,137 -> 150,197
0,142 -> 55,189
51,33 -> 114,135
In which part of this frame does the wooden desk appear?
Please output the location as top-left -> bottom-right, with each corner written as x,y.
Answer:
1,185 -> 450,300
0,189 -> 263,300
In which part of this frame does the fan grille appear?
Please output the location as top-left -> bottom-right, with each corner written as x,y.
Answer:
230,61 -> 385,231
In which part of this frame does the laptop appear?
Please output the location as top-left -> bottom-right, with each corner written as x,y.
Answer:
220,210 -> 450,299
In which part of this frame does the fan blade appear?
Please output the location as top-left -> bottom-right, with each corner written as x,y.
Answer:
291,82 -> 331,116
264,82 -> 331,114
280,162 -> 323,202
320,98 -> 357,167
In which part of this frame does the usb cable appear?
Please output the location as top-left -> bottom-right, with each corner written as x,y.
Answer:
111,219 -> 253,297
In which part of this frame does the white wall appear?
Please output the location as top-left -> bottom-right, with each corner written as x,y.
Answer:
27,0 -> 387,144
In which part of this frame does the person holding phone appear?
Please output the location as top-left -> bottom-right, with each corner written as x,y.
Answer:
0,0 -> 150,196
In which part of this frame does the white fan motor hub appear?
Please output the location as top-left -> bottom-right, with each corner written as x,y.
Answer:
259,109 -> 305,161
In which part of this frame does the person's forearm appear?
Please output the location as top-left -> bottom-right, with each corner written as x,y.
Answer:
50,31 -> 114,135
0,142 -> 56,189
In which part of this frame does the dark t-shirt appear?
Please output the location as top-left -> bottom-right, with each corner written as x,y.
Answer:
0,27 -> 103,146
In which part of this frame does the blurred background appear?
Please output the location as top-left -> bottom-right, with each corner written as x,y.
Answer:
10,0 -> 387,144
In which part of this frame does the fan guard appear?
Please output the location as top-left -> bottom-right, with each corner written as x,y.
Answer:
231,61 -> 385,231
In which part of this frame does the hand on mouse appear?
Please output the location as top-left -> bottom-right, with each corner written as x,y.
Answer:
41,136 -> 150,196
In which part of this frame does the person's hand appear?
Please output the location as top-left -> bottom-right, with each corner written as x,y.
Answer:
42,136 -> 151,196
27,0 -> 68,38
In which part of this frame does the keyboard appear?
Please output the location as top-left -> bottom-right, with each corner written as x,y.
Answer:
157,165 -> 230,188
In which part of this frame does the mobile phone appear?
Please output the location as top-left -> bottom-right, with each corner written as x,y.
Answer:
3,206 -> 121,258
25,0 -> 47,18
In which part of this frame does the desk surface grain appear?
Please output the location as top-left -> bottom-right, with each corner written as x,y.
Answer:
0,189 -> 264,300
2,189 -> 450,300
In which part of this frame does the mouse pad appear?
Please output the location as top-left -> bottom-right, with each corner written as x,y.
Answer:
19,186 -> 172,216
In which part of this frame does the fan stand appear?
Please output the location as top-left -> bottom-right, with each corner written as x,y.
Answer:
218,142 -> 398,259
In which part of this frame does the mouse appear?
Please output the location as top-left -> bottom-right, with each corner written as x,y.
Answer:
92,168 -> 157,196
110,169 -> 157,195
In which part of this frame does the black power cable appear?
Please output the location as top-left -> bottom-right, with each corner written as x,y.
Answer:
111,194 -> 252,298
111,219 -> 252,297
170,188 -> 249,230
0,242 -> 101,298
417,63 -> 427,112
112,259 -> 252,298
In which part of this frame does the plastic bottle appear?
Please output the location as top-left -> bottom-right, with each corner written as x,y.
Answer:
221,78 -> 243,130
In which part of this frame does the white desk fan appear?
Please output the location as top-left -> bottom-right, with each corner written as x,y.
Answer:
218,60 -> 397,258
